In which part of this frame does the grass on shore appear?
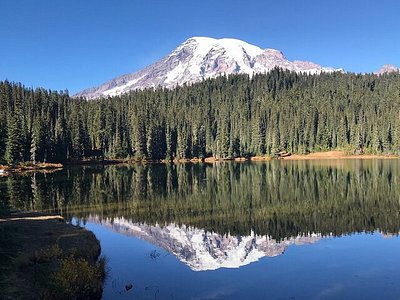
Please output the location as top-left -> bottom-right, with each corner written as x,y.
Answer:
0,212 -> 106,299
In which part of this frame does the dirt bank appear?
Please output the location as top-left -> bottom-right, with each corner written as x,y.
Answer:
0,211 -> 105,299
198,151 -> 398,163
279,151 -> 398,160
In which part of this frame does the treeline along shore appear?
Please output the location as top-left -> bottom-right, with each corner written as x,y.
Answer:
1,68 -> 400,165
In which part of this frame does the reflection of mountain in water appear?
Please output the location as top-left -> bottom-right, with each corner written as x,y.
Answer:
86,216 -> 321,271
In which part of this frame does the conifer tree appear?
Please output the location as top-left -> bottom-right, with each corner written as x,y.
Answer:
5,114 -> 24,164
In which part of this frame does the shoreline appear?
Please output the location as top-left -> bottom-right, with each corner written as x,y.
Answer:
0,211 -> 105,299
1,151 -> 398,175
0,163 -> 63,176
277,151 -> 398,160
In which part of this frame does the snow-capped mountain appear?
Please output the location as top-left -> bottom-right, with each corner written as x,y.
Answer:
375,64 -> 400,75
85,216 -> 322,271
74,37 -> 342,99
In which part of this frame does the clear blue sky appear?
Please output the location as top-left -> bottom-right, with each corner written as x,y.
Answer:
1,0 -> 399,94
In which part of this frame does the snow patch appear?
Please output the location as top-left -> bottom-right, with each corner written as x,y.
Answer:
103,75 -> 145,96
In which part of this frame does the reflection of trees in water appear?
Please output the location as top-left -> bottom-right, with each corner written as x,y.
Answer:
1,161 -> 400,240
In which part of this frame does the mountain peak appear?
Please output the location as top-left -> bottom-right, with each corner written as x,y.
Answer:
184,36 -> 263,54
185,36 -> 216,43
74,37 -> 341,99
375,64 -> 399,75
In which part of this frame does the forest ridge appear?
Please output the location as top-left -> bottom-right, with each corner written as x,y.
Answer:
0,69 -> 399,164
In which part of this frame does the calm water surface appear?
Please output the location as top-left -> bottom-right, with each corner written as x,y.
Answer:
1,160 -> 400,299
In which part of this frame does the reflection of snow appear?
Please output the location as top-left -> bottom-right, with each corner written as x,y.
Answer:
86,215 -> 322,271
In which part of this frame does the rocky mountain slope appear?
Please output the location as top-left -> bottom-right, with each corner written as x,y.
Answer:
375,64 -> 400,75
75,37 -> 342,99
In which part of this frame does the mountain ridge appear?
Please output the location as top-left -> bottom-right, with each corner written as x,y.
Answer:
74,37 -> 343,99
374,64 -> 400,75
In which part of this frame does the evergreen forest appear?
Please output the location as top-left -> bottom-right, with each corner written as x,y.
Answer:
1,69 -> 399,164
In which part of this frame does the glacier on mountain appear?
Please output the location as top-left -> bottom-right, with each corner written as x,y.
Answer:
74,37 -> 342,99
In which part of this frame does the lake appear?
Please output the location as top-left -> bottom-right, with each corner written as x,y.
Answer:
1,160 -> 400,299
